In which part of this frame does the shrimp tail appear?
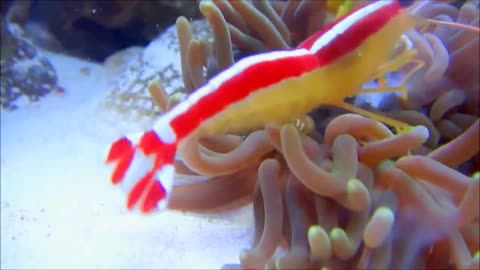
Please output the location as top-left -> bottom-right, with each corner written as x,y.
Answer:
105,130 -> 177,213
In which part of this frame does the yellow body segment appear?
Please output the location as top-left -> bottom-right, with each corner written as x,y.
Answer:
198,10 -> 416,136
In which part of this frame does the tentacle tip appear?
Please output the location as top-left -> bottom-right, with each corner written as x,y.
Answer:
473,250 -> 480,260
308,225 -> 332,261
345,178 -> 371,211
346,178 -> 364,193
329,227 -> 347,241
308,225 -> 322,239
199,0 -> 214,12
376,159 -> 396,171
176,16 -> 189,25
411,125 -> 430,141
375,206 -> 395,220
363,206 -> 395,248
280,124 -> 297,135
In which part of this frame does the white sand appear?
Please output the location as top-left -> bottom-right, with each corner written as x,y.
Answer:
1,51 -> 253,269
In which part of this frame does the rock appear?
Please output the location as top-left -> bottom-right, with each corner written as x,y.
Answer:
0,17 -> 63,111
103,46 -> 143,78
23,21 -> 64,53
24,0 -> 203,61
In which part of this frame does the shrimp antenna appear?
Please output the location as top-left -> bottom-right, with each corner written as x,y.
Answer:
411,14 -> 480,33
426,18 -> 480,33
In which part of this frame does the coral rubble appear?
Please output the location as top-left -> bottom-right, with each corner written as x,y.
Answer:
1,5 -> 63,111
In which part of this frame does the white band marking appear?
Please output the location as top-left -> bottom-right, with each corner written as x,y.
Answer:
310,0 -> 394,54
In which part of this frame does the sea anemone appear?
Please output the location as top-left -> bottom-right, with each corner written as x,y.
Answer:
115,0 -> 479,268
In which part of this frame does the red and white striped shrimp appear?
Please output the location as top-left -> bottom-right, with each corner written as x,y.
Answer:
104,0 -> 474,213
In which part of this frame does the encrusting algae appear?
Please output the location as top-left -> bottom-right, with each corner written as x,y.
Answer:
105,0 -> 479,269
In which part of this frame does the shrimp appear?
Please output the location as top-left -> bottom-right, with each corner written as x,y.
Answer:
105,0 -> 476,213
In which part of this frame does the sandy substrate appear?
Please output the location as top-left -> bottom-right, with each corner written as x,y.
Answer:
1,51 -> 253,269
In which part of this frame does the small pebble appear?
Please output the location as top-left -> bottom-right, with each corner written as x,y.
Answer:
80,66 -> 91,76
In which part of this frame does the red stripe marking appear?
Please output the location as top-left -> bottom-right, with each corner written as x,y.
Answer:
111,149 -> 135,185
126,170 -> 155,210
140,180 -> 167,213
138,130 -> 166,155
298,0 -> 402,66
137,130 -> 176,170
297,4 -> 362,50
106,137 -> 133,163
153,145 -> 176,170
170,52 -> 319,139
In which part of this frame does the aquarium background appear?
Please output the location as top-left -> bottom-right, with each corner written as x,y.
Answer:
1,0 -> 479,269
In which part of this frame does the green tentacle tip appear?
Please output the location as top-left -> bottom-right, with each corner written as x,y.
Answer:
337,0 -> 354,18
199,0 -> 214,13
474,250 -> 480,259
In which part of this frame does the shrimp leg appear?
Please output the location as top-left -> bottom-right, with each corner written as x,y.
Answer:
363,48 -> 425,100
336,102 -> 413,135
